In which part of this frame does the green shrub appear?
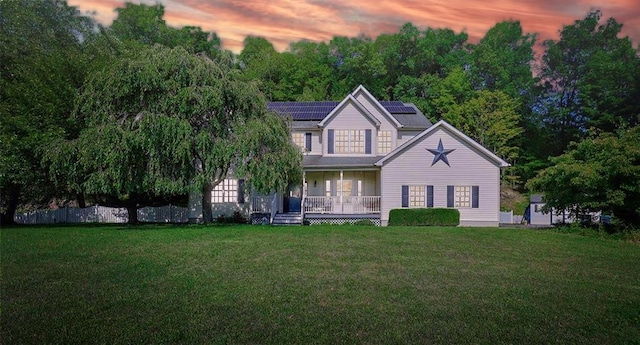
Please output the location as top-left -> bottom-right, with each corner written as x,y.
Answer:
388,208 -> 460,226
353,219 -> 374,226
216,211 -> 247,224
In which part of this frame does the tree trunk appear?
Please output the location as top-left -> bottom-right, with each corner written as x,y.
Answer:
126,199 -> 139,225
202,183 -> 213,223
1,184 -> 20,225
77,193 -> 86,208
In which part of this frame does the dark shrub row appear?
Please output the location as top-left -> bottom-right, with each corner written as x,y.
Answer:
389,208 -> 460,226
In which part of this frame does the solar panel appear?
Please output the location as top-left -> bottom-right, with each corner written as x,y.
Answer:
267,101 -> 339,120
379,101 -> 417,114
379,101 -> 405,107
268,100 -> 417,120
384,105 -> 416,114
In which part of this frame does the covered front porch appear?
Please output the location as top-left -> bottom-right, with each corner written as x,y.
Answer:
248,165 -> 382,225
302,170 -> 380,215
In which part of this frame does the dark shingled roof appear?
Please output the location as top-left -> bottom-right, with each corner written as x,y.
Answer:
303,155 -> 382,168
268,101 -> 431,129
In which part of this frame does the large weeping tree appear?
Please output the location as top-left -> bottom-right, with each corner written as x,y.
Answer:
0,0 -> 95,224
46,44 -> 301,223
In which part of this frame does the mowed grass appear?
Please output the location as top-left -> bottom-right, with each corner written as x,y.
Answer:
1,225 -> 639,344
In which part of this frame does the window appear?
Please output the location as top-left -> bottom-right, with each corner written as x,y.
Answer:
292,132 -> 305,150
455,186 -> 471,208
350,130 -> 365,153
334,130 -> 365,153
402,185 -> 427,208
211,179 -> 238,203
335,130 -> 349,153
325,180 -> 331,197
378,130 -> 392,154
409,186 -> 425,207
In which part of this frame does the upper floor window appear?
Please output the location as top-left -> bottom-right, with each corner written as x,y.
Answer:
335,130 -> 364,154
378,130 -> 392,154
292,132 -> 311,152
292,133 -> 305,150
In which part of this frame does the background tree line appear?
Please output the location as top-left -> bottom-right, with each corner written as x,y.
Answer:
1,1 -> 639,226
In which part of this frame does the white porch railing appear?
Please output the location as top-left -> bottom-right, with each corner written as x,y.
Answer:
250,196 -> 273,214
303,196 -> 380,214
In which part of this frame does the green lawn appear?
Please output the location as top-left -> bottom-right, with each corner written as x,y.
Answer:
2,224 -> 639,344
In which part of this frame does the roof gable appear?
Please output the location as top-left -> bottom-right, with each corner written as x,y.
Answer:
266,86 -> 431,130
351,85 -> 404,129
375,120 -> 510,167
317,94 -> 381,128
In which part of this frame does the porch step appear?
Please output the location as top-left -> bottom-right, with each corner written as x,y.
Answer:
272,213 -> 302,225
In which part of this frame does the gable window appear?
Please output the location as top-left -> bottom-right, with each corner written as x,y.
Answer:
378,130 -> 392,154
211,179 -> 238,203
334,130 -> 364,153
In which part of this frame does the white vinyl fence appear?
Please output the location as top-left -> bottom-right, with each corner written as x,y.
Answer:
499,210 -> 523,224
14,205 -> 189,224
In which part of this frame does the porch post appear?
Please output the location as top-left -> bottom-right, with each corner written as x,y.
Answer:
340,170 -> 344,213
302,171 -> 306,197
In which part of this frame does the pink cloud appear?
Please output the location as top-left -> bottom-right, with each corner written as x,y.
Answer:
68,0 -> 640,54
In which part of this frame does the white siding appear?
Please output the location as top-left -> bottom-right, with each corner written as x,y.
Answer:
396,130 -> 423,147
323,102 -> 377,156
310,131 -> 322,155
530,203 -> 552,225
380,127 -> 501,227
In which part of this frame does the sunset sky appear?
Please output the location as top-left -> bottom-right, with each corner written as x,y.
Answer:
68,0 -> 640,54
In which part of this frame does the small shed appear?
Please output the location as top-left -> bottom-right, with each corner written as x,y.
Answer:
527,194 -> 551,225
524,194 -> 574,225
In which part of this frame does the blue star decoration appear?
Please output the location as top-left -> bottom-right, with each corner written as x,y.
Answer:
427,139 -> 455,166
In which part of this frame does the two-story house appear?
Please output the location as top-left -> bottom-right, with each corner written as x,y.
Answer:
191,85 -> 509,226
